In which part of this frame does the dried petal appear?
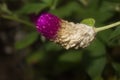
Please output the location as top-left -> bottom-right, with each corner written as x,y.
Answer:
54,20 -> 96,49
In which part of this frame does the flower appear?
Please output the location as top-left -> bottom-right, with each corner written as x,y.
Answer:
36,13 -> 96,49
36,13 -> 61,39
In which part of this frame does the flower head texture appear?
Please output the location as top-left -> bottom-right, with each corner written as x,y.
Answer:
36,13 -> 61,39
36,13 -> 96,49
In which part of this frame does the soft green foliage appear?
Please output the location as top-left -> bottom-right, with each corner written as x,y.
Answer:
87,57 -> 106,80
27,50 -> 45,64
112,62 -> 120,76
15,31 -> 38,50
16,3 -> 47,14
109,27 -> 120,40
86,39 -> 106,57
0,0 -> 120,80
58,50 -> 83,62
108,27 -> 120,45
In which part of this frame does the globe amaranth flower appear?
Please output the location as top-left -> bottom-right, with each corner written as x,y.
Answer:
36,13 -> 96,49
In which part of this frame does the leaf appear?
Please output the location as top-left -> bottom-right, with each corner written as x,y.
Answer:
45,42 -> 62,51
97,29 -> 113,45
16,3 -> 47,14
86,38 -> 106,57
106,0 -> 120,3
50,2 -> 80,18
81,18 -> 95,27
27,50 -> 45,64
86,57 -> 106,80
107,27 -> 120,46
58,50 -> 83,62
74,0 -> 114,24
112,62 -> 120,76
109,26 -> 120,40
100,1 -> 119,11
42,0 -> 53,5
85,39 -> 106,79
15,31 -> 38,50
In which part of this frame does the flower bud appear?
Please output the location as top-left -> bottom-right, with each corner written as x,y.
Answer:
36,13 -> 96,49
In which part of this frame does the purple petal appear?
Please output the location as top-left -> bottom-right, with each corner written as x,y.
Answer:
36,13 -> 61,39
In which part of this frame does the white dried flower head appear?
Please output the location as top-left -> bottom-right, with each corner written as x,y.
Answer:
53,20 -> 96,49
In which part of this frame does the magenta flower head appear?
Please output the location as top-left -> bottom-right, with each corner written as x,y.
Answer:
36,13 -> 61,39
36,13 -> 96,49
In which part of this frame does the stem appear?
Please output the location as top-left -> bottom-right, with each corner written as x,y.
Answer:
1,15 -> 35,28
95,21 -> 120,33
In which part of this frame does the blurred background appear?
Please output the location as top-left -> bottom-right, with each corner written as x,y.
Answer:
0,0 -> 120,80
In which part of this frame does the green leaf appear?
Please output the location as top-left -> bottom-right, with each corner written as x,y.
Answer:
109,26 -> 120,40
15,31 -> 38,50
45,42 -> 62,51
86,57 -> 106,80
85,39 -> 106,79
42,0 -> 53,4
16,3 -> 47,14
86,38 -> 106,57
27,50 -> 45,64
106,0 -> 120,3
74,0 -> 114,24
81,18 -> 95,27
50,2 -> 80,18
58,50 -> 83,62
112,62 -> 120,76
42,0 -> 54,5
101,1 -> 120,11
97,29 -> 113,45
107,27 -> 120,46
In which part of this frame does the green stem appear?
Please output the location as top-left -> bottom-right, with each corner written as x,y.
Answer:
95,21 -> 120,33
1,15 -> 35,28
